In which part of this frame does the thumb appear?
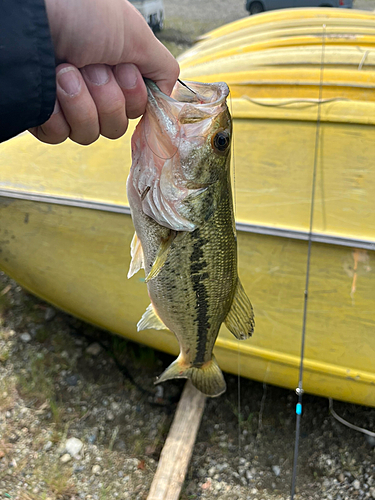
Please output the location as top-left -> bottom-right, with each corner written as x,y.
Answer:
136,37 -> 180,96
120,3 -> 180,95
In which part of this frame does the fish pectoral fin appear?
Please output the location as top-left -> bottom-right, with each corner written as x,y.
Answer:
137,303 -> 168,332
224,278 -> 254,340
155,354 -> 226,397
145,230 -> 178,282
128,232 -> 144,279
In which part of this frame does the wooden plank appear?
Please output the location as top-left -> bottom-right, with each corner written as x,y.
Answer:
147,381 -> 207,500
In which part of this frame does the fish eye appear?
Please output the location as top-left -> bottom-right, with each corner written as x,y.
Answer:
212,131 -> 230,153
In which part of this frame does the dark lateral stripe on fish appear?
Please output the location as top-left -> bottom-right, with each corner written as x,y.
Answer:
190,229 -> 210,365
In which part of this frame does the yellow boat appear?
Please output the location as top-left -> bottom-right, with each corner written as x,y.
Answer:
195,7 -> 375,42
180,9 -> 375,102
1,8 -> 375,407
182,8 -> 375,64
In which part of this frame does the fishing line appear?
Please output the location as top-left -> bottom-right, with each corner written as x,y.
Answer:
229,91 -> 237,233
177,78 -> 197,95
290,24 -> 326,500
229,89 -> 242,457
241,96 -> 349,108
237,344 -> 241,456
329,398 -> 375,438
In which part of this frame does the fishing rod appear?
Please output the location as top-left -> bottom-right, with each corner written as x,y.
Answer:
290,24 -> 326,499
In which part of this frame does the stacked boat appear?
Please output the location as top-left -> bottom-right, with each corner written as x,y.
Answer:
0,8 -> 374,405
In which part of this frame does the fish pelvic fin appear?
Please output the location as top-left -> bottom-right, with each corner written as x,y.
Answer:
155,354 -> 226,397
225,278 -> 254,340
137,303 -> 168,332
128,232 -> 144,279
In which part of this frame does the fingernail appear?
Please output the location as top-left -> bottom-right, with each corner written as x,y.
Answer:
52,99 -> 60,114
116,63 -> 138,89
83,64 -> 110,85
57,67 -> 81,97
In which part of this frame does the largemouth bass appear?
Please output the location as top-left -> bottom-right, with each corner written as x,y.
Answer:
127,79 -> 254,397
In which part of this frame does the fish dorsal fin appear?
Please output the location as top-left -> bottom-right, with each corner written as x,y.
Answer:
137,303 -> 168,332
145,230 -> 187,282
224,279 -> 254,340
128,232 -> 144,279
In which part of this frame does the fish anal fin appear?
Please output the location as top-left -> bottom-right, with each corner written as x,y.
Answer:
128,232 -> 144,279
155,354 -> 226,397
137,303 -> 168,332
225,279 -> 254,340
145,230 -> 177,282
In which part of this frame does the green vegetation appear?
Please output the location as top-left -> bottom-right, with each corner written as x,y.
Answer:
39,460 -> 77,498
16,352 -> 63,426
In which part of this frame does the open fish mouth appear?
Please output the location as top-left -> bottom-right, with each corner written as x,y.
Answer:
144,79 -> 230,142
144,78 -> 229,109
141,78 -> 230,162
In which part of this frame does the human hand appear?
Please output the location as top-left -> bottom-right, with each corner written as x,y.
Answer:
29,0 -> 179,145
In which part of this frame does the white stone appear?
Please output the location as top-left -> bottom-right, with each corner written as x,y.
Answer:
246,470 -> 253,480
44,441 -> 53,451
353,479 -> 360,490
65,437 -> 84,457
60,454 -> 72,464
106,411 -> 115,421
45,308 -> 56,321
272,465 -> 281,477
214,481 -> 222,491
20,333 -> 31,342
86,343 -> 102,356
92,465 -> 101,475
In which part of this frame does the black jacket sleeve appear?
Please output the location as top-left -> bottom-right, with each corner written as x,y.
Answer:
0,0 -> 56,143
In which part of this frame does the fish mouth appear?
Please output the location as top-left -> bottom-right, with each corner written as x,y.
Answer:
143,78 -> 230,154
144,78 -> 229,108
144,78 -> 229,127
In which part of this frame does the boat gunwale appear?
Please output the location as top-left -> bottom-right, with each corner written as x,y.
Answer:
1,190 -> 374,251
216,337 -> 375,387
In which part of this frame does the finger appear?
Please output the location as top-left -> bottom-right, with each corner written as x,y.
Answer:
80,64 -> 128,139
29,99 -> 71,144
114,64 -> 147,120
56,64 -> 100,145
137,39 -> 180,96
121,4 -> 180,95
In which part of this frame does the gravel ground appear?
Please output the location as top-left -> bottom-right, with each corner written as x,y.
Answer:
1,2 -> 375,500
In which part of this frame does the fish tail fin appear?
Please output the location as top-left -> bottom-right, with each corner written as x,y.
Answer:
155,354 -> 226,397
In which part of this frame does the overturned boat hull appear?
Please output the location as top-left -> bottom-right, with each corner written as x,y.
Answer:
1,8 -> 375,406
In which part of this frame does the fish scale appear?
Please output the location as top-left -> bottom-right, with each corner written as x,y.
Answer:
149,193 -> 237,367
